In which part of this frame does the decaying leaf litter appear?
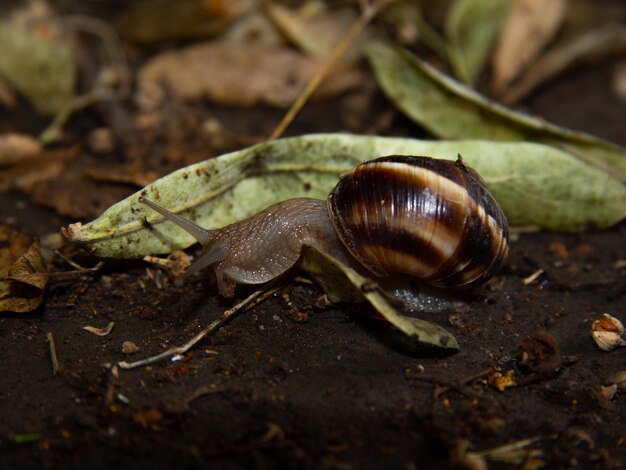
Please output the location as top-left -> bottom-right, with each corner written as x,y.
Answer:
1,0 -> 625,468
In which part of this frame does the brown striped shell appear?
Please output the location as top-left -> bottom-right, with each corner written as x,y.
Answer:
327,156 -> 509,290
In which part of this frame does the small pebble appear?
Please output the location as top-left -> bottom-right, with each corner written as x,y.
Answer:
121,341 -> 140,355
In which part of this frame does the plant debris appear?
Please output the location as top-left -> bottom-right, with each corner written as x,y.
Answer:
0,225 -> 47,313
83,321 -> 115,337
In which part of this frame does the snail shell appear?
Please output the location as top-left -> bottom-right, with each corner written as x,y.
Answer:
328,156 -> 509,290
139,155 -> 508,296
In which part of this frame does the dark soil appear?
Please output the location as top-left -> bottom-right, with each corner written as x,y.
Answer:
1,8 -> 626,470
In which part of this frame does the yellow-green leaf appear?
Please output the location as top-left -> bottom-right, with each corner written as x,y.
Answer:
365,40 -> 626,181
64,134 -> 626,258
0,23 -> 74,116
445,0 -> 512,85
299,245 -> 459,351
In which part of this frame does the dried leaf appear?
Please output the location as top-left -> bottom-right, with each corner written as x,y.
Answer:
137,40 -> 362,108
132,408 -> 163,429
0,23 -> 74,115
0,133 -> 42,165
86,166 -> 160,188
491,0 -> 566,94
614,60 -> 626,101
115,0 -> 239,44
265,3 -> 365,62
365,40 -> 626,181
0,225 -> 47,313
445,0 -> 512,85
502,24 -> 626,104
298,245 -> 459,351
64,134 -> 626,258
265,2 -> 331,58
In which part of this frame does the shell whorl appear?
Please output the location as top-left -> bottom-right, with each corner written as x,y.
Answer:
327,156 -> 509,290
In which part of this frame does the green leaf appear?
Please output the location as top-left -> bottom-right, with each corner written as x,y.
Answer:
365,40 -> 626,182
64,134 -> 626,258
445,0 -> 512,85
13,433 -> 41,444
299,245 -> 459,351
0,24 -> 74,116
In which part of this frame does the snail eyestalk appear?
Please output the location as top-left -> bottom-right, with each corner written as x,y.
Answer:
139,197 -> 212,245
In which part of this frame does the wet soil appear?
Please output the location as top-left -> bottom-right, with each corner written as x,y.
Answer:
1,31 -> 626,470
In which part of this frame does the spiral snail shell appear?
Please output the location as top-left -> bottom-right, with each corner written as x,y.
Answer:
328,156 -> 509,290
139,155 -> 509,297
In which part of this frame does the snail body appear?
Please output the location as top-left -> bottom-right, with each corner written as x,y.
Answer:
140,155 -> 509,297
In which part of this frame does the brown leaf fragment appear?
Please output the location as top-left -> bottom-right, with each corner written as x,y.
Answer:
0,79 -> 18,108
489,331 -> 563,391
501,24 -> 626,104
265,2 -> 331,58
0,133 -> 42,166
0,145 -> 75,193
115,0 -> 240,44
143,251 -> 191,278
612,59 -> 626,101
488,369 -> 517,392
0,225 -> 47,313
137,40 -> 363,108
132,408 -> 163,429
491,0 -> 567,94
86,166 -> 160,188
265,3 -> 365,63
516,330 -> 562,376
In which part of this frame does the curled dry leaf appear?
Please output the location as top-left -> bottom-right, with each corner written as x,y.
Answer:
607,371 -> 626,391
591,313 -> 626,351
491,0 -> 567,94
298,245 -> 459,352
599,371 -> 626,401
0,225 -> 47,313
0,133 -> 42,166
366,40 -> 626,181
137,40 -> 363,108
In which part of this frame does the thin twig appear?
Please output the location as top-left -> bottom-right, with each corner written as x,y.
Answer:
268,0 -> 390,140
39,89 -> 119,145
54,250 -> 96,271
405,371 -> 481,399
474,434 -> 556,458
460,367 -> 494,384
118,286 -> 280,370
0,261 -> 104,282
183,384 -> 223,408
46,332 -> 59,376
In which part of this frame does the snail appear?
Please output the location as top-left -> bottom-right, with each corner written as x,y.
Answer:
139,155 -> 509,298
